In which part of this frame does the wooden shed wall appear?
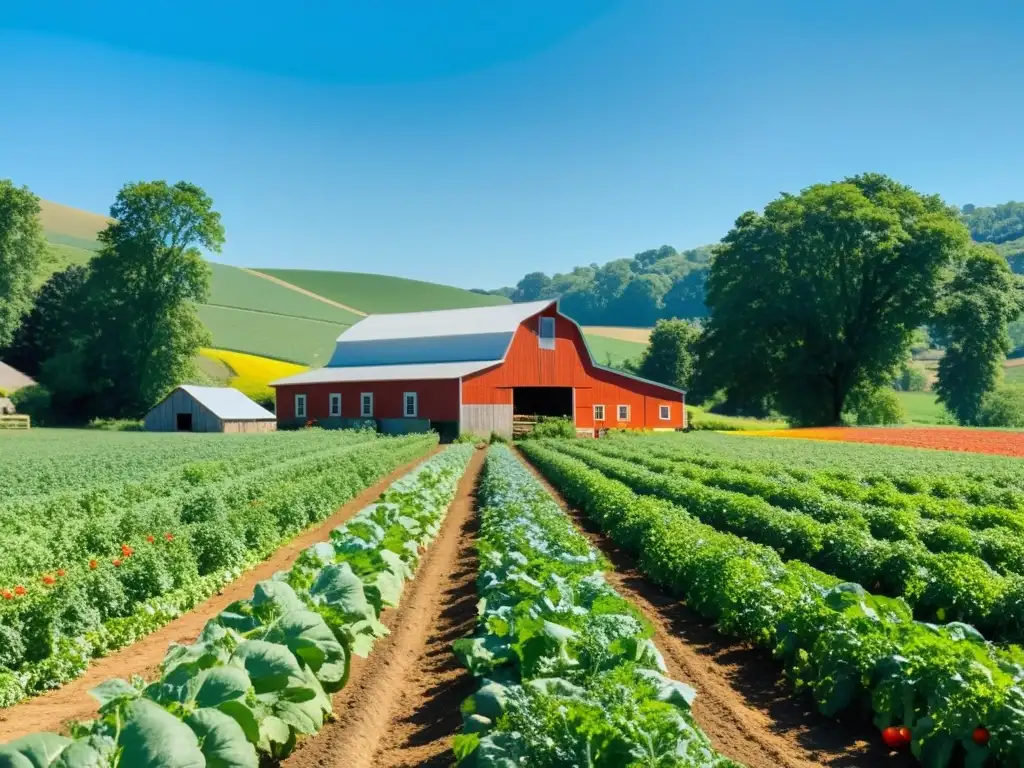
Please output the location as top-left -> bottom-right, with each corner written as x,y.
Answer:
222,420 -> 277,433
144,389 -> 223,432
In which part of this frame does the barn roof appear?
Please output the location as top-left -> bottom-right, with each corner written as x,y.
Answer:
0,361 -> 35,393
270,360 -> 501,386
336,300 -> 553,342
174,386 -> 276,421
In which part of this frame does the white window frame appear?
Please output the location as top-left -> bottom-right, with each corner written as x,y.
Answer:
360,392 -> 374,418
329,393 -> 341,417
593,404 -> 605,421
539,316 -> 556,350
403,391 -> 418,418
659,404 -> 671,421
295,394 -> 307,419
617,404 -> 630,421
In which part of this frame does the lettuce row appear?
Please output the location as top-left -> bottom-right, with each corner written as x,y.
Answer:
0,433 -> 434,708
0,444 -> 474,768
452,445 -> 739,768
554,439 -> 1024,644
519,441 -> 1024,768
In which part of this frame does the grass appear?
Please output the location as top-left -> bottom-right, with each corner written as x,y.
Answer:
196,304 -> 348,366
255,268 -> 511,314
198,348 -> 307,401
38,199 -> 107,250
206,263 -> 363,325
582,326 -> 653,344
583,334 -> 647,369
894,391 -> 952,425
687,405 -> 787,431
1004,363 -> 1024,385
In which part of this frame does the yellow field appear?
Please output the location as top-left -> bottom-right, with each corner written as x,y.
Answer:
198,348 -> 307,402
581,326 -> 653,344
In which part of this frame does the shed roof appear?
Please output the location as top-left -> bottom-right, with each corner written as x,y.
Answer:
270,360 -> 500,387
0,361 -> 35,393
173,386 -> 276,421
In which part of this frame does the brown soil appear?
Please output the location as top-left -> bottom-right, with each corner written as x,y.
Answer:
514,448 -> 915,768
283,448 -> 484,768
0,448 -> 439,743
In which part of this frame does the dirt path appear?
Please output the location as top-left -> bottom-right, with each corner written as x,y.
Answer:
241,268 -> 368,317
0,448 -> 439,743
514,448 -> 913,768
284,448 -> 484,768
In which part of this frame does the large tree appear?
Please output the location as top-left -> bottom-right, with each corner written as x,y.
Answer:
699,173 -> 971,425
46,181 -> 223,418
637,318 -> 700,391
2,264 -> 89,377
933,245 -> 1024,424
0,181 -> 47,348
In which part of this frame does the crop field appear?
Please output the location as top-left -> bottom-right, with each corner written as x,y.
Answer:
748,425 -> 1024,457
196,304 -> 347,365
256,268 -> 511,314
198,348 -> 307,401
520,433 -> 1024,767
0,428 -> 436,709
583,332 -> 647,368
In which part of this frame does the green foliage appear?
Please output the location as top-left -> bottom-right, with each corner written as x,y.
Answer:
894,364 -> 928,392
962,201 -> 1024,246
699,173 -> 972,426
977,384 -> 1024,428
843,385 -> 906,425
933,246 -> 1024,424
2,264 -> 89,378
10,384 -> 52,425
452,447 -> 736,767
637,318 -> 699,391
520,440 -> 1024,768
0,180 -> 47,348
256,268 -> 510,314
520,416 -> 576,440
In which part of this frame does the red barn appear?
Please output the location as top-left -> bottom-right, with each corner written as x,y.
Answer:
270,300 -> 685,438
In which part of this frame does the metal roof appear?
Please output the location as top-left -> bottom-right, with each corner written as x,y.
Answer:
175,385 -> 277,421
0,361 -> 35,393
271,360 -> 501,387
334,300 -> 554,343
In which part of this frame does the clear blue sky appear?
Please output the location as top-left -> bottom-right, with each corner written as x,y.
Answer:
1,0 -> 1022,289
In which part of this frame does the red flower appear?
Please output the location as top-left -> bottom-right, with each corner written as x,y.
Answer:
57,569 -> 66,578
2,590 -> 13,600
121,544 -> 134,558
14,586 -> 26,596
112,558 -> 122,567
146,535 -> 155,544
41,574 -> 56,586
89,559 -> 99,570
164,532 -> 174,542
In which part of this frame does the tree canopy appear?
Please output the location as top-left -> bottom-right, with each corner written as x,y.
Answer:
0,181 -> 47,348
40,181 -> 223,420
636,319 -> 700,391
698,173 -> 974,425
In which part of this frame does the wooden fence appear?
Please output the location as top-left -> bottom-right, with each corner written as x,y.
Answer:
0,415 -> 30,430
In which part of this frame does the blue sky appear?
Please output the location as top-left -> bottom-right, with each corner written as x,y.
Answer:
1,0 -> 1022,289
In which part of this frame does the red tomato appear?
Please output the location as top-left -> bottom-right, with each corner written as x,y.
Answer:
882,727 -> 904,749
146,535 -> 155,544
56,569 -> 66,578
89,559 -> 98,570
112,558 -> 122,567
973,727 -> 989,746
898,727 -> 912,746
14,586 -> 26,596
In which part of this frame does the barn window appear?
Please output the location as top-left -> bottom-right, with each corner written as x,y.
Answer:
539,316 -> 555,350
617,405 -> 629,421
361,392 -> 374,417
593,404 -> 605,421
659,404 -> 671,420
329,393 -> 341,417
295,394 -> 307,419
404,392 -> 418,418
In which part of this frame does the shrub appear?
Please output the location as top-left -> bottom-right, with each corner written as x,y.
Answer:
488,431 -> 508,444
844,386 -> 905,425
229,504 -> 281,555
86,418 -> 145,431
118,547 -> 175,604
10,384 -> 52,425
179,488 -> 228,524
522,416 -> 576,440
0,625 -> 26,670
454,432 -> 484,444
189,521 -> 247,575
977,385 -> 1024,427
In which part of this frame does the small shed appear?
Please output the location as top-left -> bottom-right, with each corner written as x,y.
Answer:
145,385 -> 277,433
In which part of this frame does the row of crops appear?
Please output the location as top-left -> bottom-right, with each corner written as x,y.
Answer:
0,444 -> 474,766
452,445 -> 736,767
0,430 -> 436,707
520,437 -> 1024,768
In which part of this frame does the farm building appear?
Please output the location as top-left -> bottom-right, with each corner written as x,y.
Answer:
145,385 -> 277,433
271,300 -> 685,438
0,361 -> 34,394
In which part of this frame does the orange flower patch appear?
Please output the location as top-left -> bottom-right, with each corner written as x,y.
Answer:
748,427 -> 1024,457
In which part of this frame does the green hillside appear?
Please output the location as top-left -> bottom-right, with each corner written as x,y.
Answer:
257,268 -> 511,314
206,263 -> 362,326
584,334 -> 646,368
196,305 -> 344,365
